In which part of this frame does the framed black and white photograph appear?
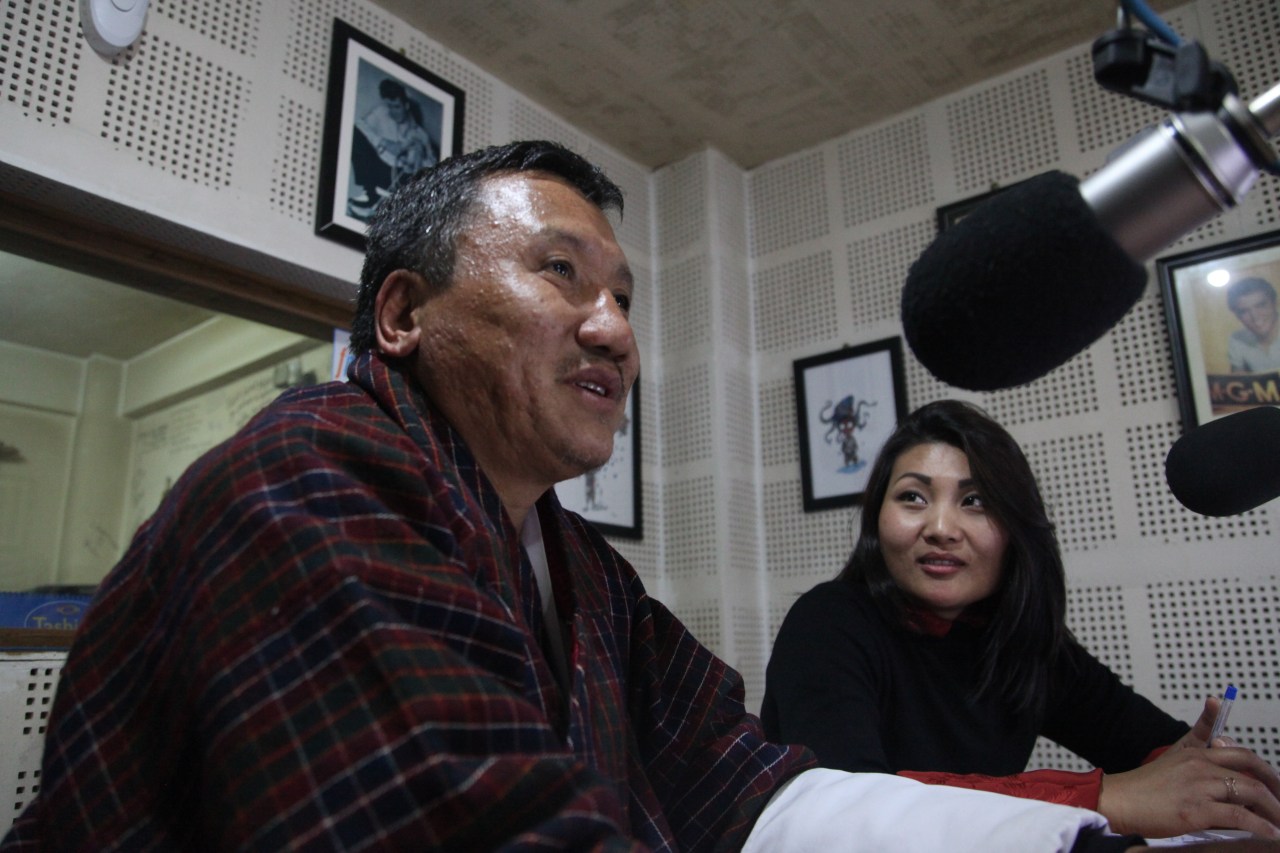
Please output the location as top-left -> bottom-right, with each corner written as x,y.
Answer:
794,337 -> 908,512
555,385 -> 642,539
316,20 -> 465,250
1159,229 -> 1280,431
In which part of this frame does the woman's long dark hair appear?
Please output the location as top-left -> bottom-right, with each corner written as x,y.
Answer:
837,399 -> 1068,716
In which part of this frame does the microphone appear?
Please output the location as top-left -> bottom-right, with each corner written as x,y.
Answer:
901,80 -> 1280,391
1165,406 -> 1280,516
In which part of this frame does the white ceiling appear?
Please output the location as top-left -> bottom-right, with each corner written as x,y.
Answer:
367,0 -> 1182,169
0,250 -> 215,361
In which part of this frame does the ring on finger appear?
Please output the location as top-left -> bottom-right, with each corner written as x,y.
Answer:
1224,776 -> 1239,802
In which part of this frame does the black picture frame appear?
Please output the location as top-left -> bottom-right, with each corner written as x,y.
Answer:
555,384 -> 643,539
316,20 -> 465,250
1158,228 -> 1280,431
936,185 -> 1008,233
794,337 -> 908,511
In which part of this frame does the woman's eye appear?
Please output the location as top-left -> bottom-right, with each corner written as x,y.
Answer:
615,292 -> 631,313
895,490 -> 925,505
962,493 -> 986,508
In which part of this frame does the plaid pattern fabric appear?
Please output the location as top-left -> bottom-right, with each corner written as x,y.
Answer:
2,353 -> 811,851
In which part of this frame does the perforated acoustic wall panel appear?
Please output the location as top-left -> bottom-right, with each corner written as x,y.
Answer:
155,0 -> 259,54
979,353 -> 1101,428
760,377 -> 800,469
509,99 -> 585,158
660,256 -> 711,356
651,146 -> 783,696
269,97 -> 324,223
761,479 -> 857,582
836,114 -> 934,228
1126,420 -> 1273,543
664,475 -> 718,583
846,221 -> 935,329
1151,576 -> 1280,703
588,144 -> 652,254
753,253 -> 838,354
1025,432 -> 1118,554
946,69 -> 1061,195
655,155 -> 706,256
749,150 -> 829,257
743,0 -> 1280,774
0,654 -> 65,832
2,0 -> 80,124
100,34 -> 246,188
285,0 -> 393,92
1111,293 -> 1180,408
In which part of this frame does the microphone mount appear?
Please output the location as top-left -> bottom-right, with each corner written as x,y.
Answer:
1091,2 -> 1280,179
1077,2 -> 1280,261
1092,26 -> 1235,114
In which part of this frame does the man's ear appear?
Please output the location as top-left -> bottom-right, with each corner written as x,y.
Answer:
374,269 -> 426,358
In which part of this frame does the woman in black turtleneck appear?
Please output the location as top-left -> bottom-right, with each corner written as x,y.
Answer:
763,400 -> 1280,840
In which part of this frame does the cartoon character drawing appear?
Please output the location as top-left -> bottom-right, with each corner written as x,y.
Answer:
819,395 -> 875,471
584,469 -> 605,510
583,408 -> 631,511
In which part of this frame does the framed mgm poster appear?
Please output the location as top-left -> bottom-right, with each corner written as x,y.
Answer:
794,337 -> 908,511
1158,229 -> 1280,430
316,19 -> 465,250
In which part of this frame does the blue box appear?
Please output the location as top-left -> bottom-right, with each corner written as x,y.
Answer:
0,593 -> 94,630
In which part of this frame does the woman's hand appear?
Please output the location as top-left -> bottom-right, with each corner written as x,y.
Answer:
1098,697 -> 1280,839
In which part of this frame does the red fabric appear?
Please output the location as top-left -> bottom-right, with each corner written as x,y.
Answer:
898,767 -> 1104,809
901,600 -> 991,637
892,699 -> 1169,810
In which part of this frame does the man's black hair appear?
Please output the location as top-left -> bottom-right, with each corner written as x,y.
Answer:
1226,276 -> 1277,315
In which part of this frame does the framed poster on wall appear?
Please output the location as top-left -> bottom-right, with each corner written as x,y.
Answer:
1158,229 -> 1280,430
794,337 -> 907,511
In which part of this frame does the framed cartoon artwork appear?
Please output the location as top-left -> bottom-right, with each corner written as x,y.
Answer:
316,19 -> 465,250
555,385 -> 642,539
794,337 -> 908,511
1158,229 -> 1280,430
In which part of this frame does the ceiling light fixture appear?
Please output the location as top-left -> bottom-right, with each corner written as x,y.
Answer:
80,0 -> 150,56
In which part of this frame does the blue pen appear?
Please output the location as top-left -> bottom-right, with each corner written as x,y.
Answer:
1207,684 -> 1237,745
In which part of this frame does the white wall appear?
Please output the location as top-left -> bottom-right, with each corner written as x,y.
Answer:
0,323 -> 333,588
0,343 -> 82,589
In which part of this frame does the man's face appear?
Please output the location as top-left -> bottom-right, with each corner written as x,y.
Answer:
411,172 -> 638,502
384,97 -> 409,121
1233,290 -> 1278,341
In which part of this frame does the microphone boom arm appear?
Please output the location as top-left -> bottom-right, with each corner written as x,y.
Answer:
1084,3 -> 1280,263
1080,81 -> 1280,262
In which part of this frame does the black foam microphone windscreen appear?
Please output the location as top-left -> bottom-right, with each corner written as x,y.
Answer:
901,171 -> 1148,391
1165,405 -> 1280,516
